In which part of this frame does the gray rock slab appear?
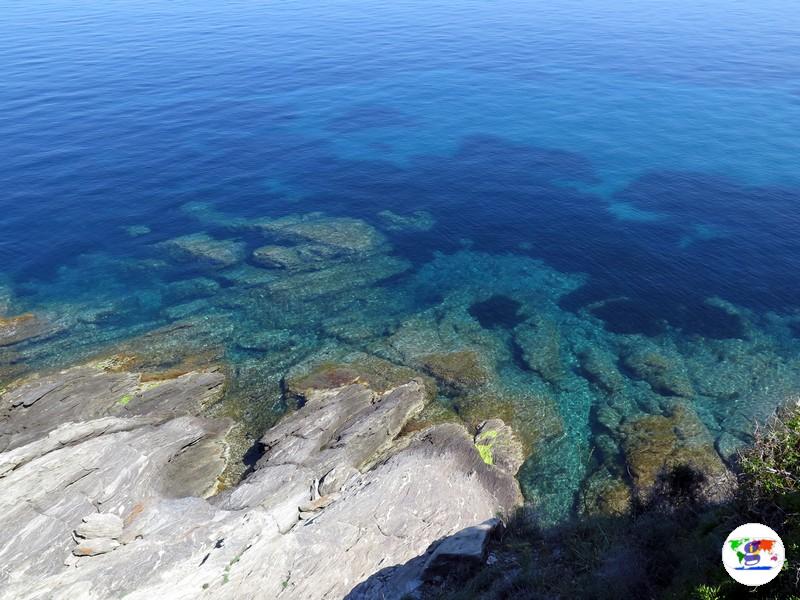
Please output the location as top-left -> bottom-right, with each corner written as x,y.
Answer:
74,513 -> 124,540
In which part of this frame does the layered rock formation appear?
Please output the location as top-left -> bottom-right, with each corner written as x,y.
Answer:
0,360 -> 523,600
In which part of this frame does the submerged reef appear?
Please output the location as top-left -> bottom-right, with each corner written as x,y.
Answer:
1,204 -> 799,531
377,209 -> 436,232
158,233 -> 246,270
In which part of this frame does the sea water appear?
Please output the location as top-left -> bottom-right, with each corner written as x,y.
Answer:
1,0 -> 799,523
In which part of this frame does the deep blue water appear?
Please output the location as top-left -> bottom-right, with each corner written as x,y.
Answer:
2,0 -> 799,522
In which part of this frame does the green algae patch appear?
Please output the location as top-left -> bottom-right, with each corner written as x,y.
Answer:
475,428 -> 501,466
476,442 -> 494,465
117,394 -> 133,406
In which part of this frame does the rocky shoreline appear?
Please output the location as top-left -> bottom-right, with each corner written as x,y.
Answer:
0,356 -> 524,599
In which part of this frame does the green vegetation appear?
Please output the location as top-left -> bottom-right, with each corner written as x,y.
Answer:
117,394 -> 133,406
475,428 -> 499,465
476,443 -> 493,465
740,408 -> 800,504
428,403 -> 800,600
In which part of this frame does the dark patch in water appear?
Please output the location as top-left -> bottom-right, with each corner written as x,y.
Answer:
677,302 -> 744,340
510,337 -> 532,372
589,299 -> 667,337
469,295 -> 525,329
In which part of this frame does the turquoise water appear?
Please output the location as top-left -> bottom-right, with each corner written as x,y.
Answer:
1,0 -> 800,522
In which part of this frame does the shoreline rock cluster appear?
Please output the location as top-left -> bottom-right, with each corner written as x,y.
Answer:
0,357 -> 524,599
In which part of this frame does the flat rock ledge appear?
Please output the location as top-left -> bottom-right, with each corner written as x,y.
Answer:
0,361 -> 524,600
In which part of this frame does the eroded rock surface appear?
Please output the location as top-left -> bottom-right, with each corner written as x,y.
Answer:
0,361 -> 523,600
0,313 -> 56,347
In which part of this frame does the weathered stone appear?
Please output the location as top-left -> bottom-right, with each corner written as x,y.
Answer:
75,513 -> 124,540
422,518 -> 501,581
0,361 -> 522,600
0,365 -> 224,452
298,493 -> 339,514
72,538 -> 120,557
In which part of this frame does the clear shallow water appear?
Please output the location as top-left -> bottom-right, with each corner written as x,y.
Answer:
1,0 -> 800,522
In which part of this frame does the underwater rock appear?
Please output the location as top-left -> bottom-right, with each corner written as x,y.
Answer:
0,285 -> 11,316
162,277 -> 221,304
715,431 -> 746,465
619,403 -> 734,505
284,356 -> 434,405
593,432 -> 623,468
421,350 -> 489,393
595,403 -> 622,432
0,313 -> 53,348
158,233 -> 245,269
181,201 -> 244,226
377,209 -> 436,232
217,263 -> 279,288
162,298 -> 212,321
251,239 -> 362,272
620,341 -> 694,397
253,244 -> 324,271
264,254 -> 411,299
579,469 -> 632,516
123,225 -> 151,238
411,250 -> 584,308
100,316 -> 231,380
235,328 -> 295,353
255,213 -> 386,256
513,318 -> 566,385
454,388 -> 564,456
577,346 -> 625,394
